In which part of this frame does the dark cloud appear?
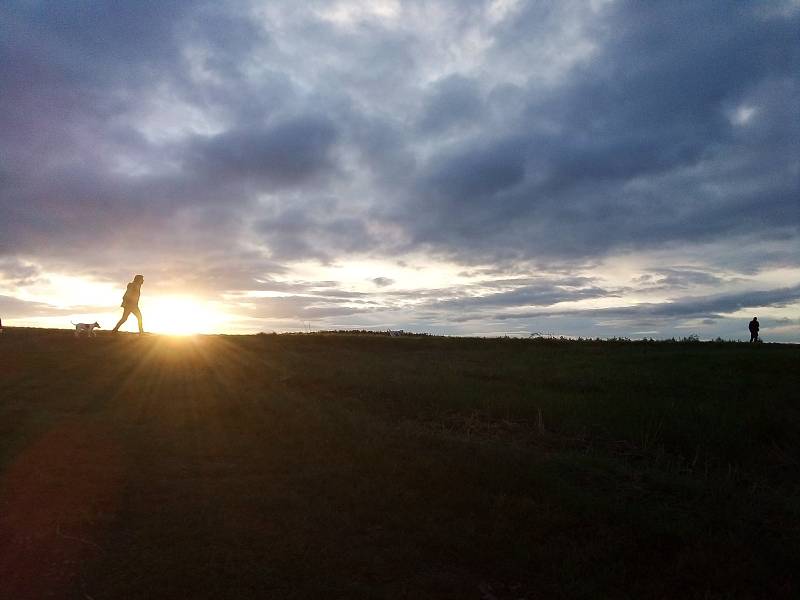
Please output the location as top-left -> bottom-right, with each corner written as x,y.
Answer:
771,317 -> 799,326
424,136 -> 528,203
255,203 -> 378,262
638,285 -> 800,319
493,284 -> 800,322
633,268 -> 727,289
189,115 -> 339,186
372,277 -> 395,287
242,294 -> 381,321
0,258 -> 42,286
426,279 -> 615,312
0,295 -> 65,318
396,1 -> 799,262
417,75 -> 484,134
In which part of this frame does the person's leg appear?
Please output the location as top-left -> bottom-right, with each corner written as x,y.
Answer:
132,307 -> 144,333
113,308 -> 131,332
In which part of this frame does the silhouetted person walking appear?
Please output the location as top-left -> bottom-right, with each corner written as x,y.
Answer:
748,317 -> 759,343
113,274 -> 145,334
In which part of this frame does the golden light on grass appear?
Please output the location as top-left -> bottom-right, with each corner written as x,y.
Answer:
142,296 -> 229,335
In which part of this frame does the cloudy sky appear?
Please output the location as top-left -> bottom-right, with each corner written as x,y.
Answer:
1,0 -> 798,339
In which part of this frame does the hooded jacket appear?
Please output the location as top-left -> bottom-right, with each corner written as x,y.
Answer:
122,281 -> 142,308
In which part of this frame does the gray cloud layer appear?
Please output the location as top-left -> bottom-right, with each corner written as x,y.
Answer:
1,1 -> 798,336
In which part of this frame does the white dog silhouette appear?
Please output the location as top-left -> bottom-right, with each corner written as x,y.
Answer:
73,321 -> 101,337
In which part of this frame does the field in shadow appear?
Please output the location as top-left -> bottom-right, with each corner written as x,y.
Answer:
1,328 -> 798,598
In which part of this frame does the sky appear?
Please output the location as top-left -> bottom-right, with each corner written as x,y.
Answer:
1,0 -> 798,339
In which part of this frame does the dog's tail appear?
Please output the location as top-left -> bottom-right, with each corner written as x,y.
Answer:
71,321 -> 77,326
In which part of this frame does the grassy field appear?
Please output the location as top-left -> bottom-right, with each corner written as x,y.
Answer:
1,328 -> 798,599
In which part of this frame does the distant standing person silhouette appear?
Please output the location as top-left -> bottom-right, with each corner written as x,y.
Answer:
113,274 -> 145,334
748,316 -> 759,343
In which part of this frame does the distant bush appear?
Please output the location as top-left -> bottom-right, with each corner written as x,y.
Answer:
312,329 -> 434,337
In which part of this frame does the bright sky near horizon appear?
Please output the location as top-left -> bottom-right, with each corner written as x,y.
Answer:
1,1 -> 798,339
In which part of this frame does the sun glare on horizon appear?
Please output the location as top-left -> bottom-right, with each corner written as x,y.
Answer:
141,296 -> 230,335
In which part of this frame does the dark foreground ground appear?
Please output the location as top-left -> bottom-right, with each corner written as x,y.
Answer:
0,328 -> 798,599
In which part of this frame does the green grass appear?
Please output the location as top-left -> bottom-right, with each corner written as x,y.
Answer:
1,328 -> 798,598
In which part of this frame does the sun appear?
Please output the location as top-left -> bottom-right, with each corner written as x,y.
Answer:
142,296 -> 229,335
